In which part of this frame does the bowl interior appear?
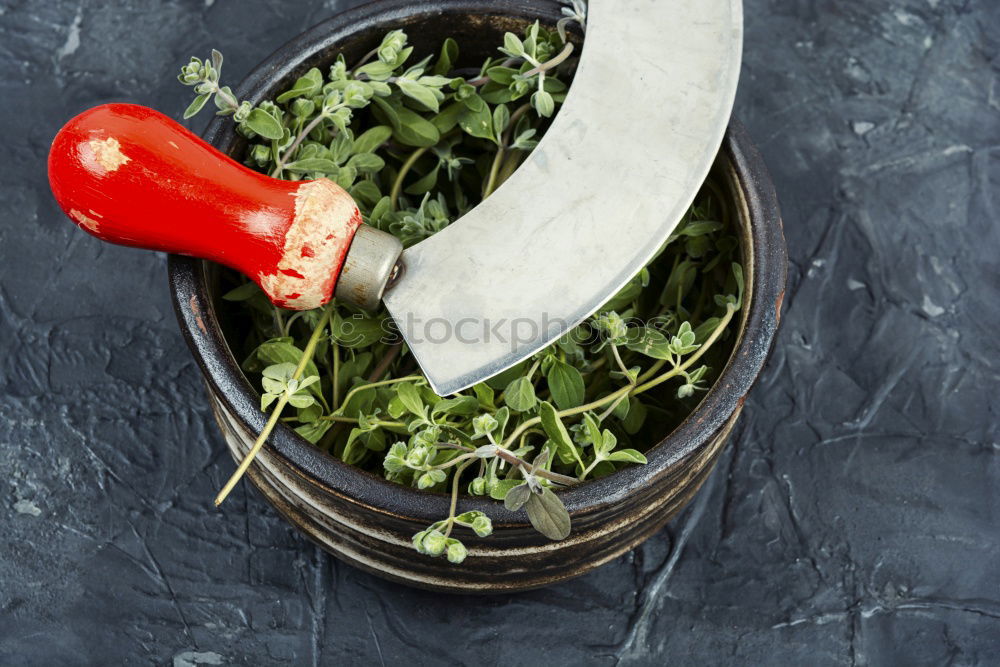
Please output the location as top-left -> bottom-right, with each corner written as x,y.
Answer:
170,1 -> 782,523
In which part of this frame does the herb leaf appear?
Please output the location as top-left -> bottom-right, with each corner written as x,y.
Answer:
525,487 -> 571,540
547,359 -> 585,410
504,376 -> 537,413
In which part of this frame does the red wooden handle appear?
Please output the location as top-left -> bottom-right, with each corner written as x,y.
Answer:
47,103 -> 362,310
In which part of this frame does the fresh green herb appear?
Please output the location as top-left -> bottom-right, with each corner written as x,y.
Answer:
186,3 -> 743,562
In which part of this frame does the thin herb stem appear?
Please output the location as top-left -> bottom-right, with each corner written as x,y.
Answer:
636,357 -> 669,385
467,57 -> 518,86
390,146 -> 430,210
521,42 -> 574,78
597,390 -> 630,422
578,458 -> 600,482
632,303 -> 735,396
369,341 -> 403,383
271,307 -> 286,338
443,459 -> 474,537
495,149 -> 523,188
335,375 -> 423,416
215,307 -> 333,506
428,453 -> 478,471
316,416 -> 408,429
350,47 -> 380,74
505,103 -> 531,140
331,345 -> 340,410
482,144 -> 505,198
611,344 -> 630,376
270,111 -> 330,177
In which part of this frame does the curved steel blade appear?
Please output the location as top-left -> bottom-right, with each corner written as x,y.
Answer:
383,0 -> 743,395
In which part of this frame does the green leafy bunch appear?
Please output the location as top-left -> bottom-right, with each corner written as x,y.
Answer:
184,7 -> 744,563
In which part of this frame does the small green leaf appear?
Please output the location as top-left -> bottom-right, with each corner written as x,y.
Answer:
183,93 -> 211,119
531,90 -> 555,117
352,125 -> 392,155
486,360 -> 528,390
675,220 -> 724,237
459,103 -> 496,143
504,376 -> 537,412
432,37 -> 459,75
373,97 -> 440,147
547,359 -> 585,410
432,395 -> 479,416
625,327 -> 673,360
336,352 -> 372,397
525,487 -> 571,540
252,341 -> 321,396
330,313 -> 384,348
445,538 -> 467,563
504,483 -> 531,511
596,429 -> 617,456
261,362 -> 295,380
355,60 -> 396,81
342,428 -> 368,465
493,406 -> 510,439
297,403 -> 322,423
350,180 -> 382,208
283,157 -> 339,174
276,67 -> 323,103
538,401 -> 574,455
431,102 -> 466,134
733,262 -> 745,308
502,32 -> 525,57
489,479 -> 522,501
287,393 -> 315,409
612,396 -> 630,420
473,383 -> 496,410
244,108 -> 284,140
397,79 -> 440,112
580,412 -> 603,447
492,103 -> 510,138
622,397 -> 647,434
404,164 -> 440,195
470,514 -> 492,537
660,259 -> 697,306
341,384 -> 375,419
346,152 -> 385,172
606,449 -> 648,464
294,420 -> 331,444
471,413 -> 499,439
486,66 -> 517,85
221,281 -> 260,301
396,382 -> 425,418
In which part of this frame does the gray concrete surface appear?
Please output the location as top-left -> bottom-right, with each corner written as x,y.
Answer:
1,0 -> 997,664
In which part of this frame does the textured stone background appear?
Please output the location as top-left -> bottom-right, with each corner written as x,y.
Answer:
1,0 -> 998,665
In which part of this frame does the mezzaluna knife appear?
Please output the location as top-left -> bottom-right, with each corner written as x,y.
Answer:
47,0 -> 742,396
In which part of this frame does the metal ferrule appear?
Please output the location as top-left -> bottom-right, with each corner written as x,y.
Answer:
334,225 -> 404,311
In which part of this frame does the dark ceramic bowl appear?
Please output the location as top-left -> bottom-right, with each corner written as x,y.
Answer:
168,0 -> 786,592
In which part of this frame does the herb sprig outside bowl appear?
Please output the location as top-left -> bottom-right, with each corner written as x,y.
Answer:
180,8 -> 743,565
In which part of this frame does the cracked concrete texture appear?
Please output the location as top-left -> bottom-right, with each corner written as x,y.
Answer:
0,0 -> 997,664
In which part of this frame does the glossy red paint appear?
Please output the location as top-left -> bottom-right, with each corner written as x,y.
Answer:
47,103 -> 361,310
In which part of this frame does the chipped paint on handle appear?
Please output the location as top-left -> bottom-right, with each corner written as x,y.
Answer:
47,103 -> 361,310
